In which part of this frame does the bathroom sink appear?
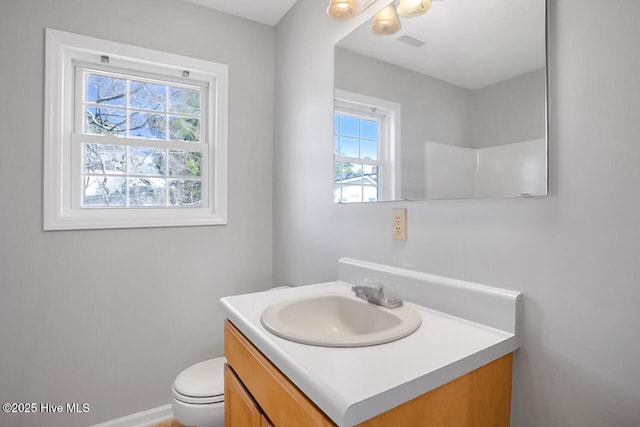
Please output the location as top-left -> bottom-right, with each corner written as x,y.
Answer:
260,293 -> 422,347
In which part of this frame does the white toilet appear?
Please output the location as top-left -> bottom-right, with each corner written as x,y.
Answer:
172,286 -> 290,426
172,357 -> 226,427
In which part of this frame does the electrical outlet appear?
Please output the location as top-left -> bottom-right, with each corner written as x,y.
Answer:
392,208 -> 407,241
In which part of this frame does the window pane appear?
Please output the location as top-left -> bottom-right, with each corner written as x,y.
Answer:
84,144 -> 126,174
129,146 -> 166,176
340,162 -> 356,181
339,116 -> 359,137
128,178 -> 166,206
334,114 -> 339,134
169,150 -> 201,177
361,139 -> 378,160
86,74 -> 126,107
334,161 -> 344,183
85,107 -> 126,135
341,164 -> 364,186
169,116 -> 200,141
360,120 -> 378,140
129,112 -> 166,139
363,185 -> 378,202
83,176 -> 126,207
339,137 -> 359,158
363,164 -> 378,184
334,135 -> 340,155
129,81 -> 166,111
169,180 -> 202,206
169,87 -> 200,115
341,185 -> 363,203
363,164 -> 379,202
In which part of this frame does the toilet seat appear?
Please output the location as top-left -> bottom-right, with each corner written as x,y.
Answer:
173,386 -> 224,405
172,357 -> 226,405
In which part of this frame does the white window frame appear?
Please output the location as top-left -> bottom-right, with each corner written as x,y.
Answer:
44,29 -> 228,230
334,89 -> 401,202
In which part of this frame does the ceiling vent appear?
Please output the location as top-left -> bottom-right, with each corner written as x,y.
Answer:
396,35 -> 426,48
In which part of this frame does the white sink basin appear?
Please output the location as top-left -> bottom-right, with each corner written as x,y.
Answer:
260,293 -> 422,347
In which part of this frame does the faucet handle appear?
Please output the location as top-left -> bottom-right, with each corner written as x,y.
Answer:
382,282 -> 400,300
361,277 -> 383,290
382,282 -> 403,307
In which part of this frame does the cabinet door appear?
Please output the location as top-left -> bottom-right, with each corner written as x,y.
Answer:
224,364 -> 264,427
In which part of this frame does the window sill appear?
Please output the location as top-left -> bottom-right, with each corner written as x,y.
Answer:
43,207 -> 227,230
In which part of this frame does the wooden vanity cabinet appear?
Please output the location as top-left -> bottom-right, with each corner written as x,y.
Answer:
224,320 -> 513,427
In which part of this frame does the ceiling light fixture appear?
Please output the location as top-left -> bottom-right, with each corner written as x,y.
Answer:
397,0 -> 431,18
328,0 -> 433,36
371,4 -> 402,36
326,0 -> 359,20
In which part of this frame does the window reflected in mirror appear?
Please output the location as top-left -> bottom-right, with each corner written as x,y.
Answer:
334,90 -> 401,203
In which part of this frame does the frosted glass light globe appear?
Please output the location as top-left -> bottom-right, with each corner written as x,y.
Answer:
397,0 -> 431,18
371,4 -> 402,36
327,0 -> 359,19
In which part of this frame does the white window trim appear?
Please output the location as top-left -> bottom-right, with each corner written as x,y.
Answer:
334,89 -> 401,201
44,28 -> 228,230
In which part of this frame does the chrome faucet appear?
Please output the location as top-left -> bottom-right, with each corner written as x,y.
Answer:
351,278 -> 403,308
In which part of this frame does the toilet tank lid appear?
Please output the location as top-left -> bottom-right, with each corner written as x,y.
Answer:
174,357 -> 226,398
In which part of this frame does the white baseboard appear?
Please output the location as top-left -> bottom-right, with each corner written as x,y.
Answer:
90,404 -> 173,427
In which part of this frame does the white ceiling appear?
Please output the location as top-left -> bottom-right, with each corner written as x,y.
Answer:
338,0 -> 546,90
180,0 -> 545,90
181,0 -> 299,26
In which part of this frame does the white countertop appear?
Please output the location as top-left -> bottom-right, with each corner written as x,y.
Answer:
220,280 -> 519,426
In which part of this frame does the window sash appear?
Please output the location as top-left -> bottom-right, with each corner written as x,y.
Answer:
70,134 -> 209,209
73,64 -> 209,142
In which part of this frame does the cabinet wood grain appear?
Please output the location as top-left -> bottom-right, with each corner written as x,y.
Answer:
356,353 -> 513,427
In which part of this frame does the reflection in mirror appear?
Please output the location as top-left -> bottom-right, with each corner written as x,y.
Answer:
333,0 -> 547,203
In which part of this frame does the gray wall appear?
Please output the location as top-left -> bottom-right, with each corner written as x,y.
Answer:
0,0 -> 274,426
471,68 -> 547,148
275,1 -> 640,426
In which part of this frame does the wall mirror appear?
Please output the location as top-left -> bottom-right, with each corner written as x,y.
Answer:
333,0 -> 547,203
